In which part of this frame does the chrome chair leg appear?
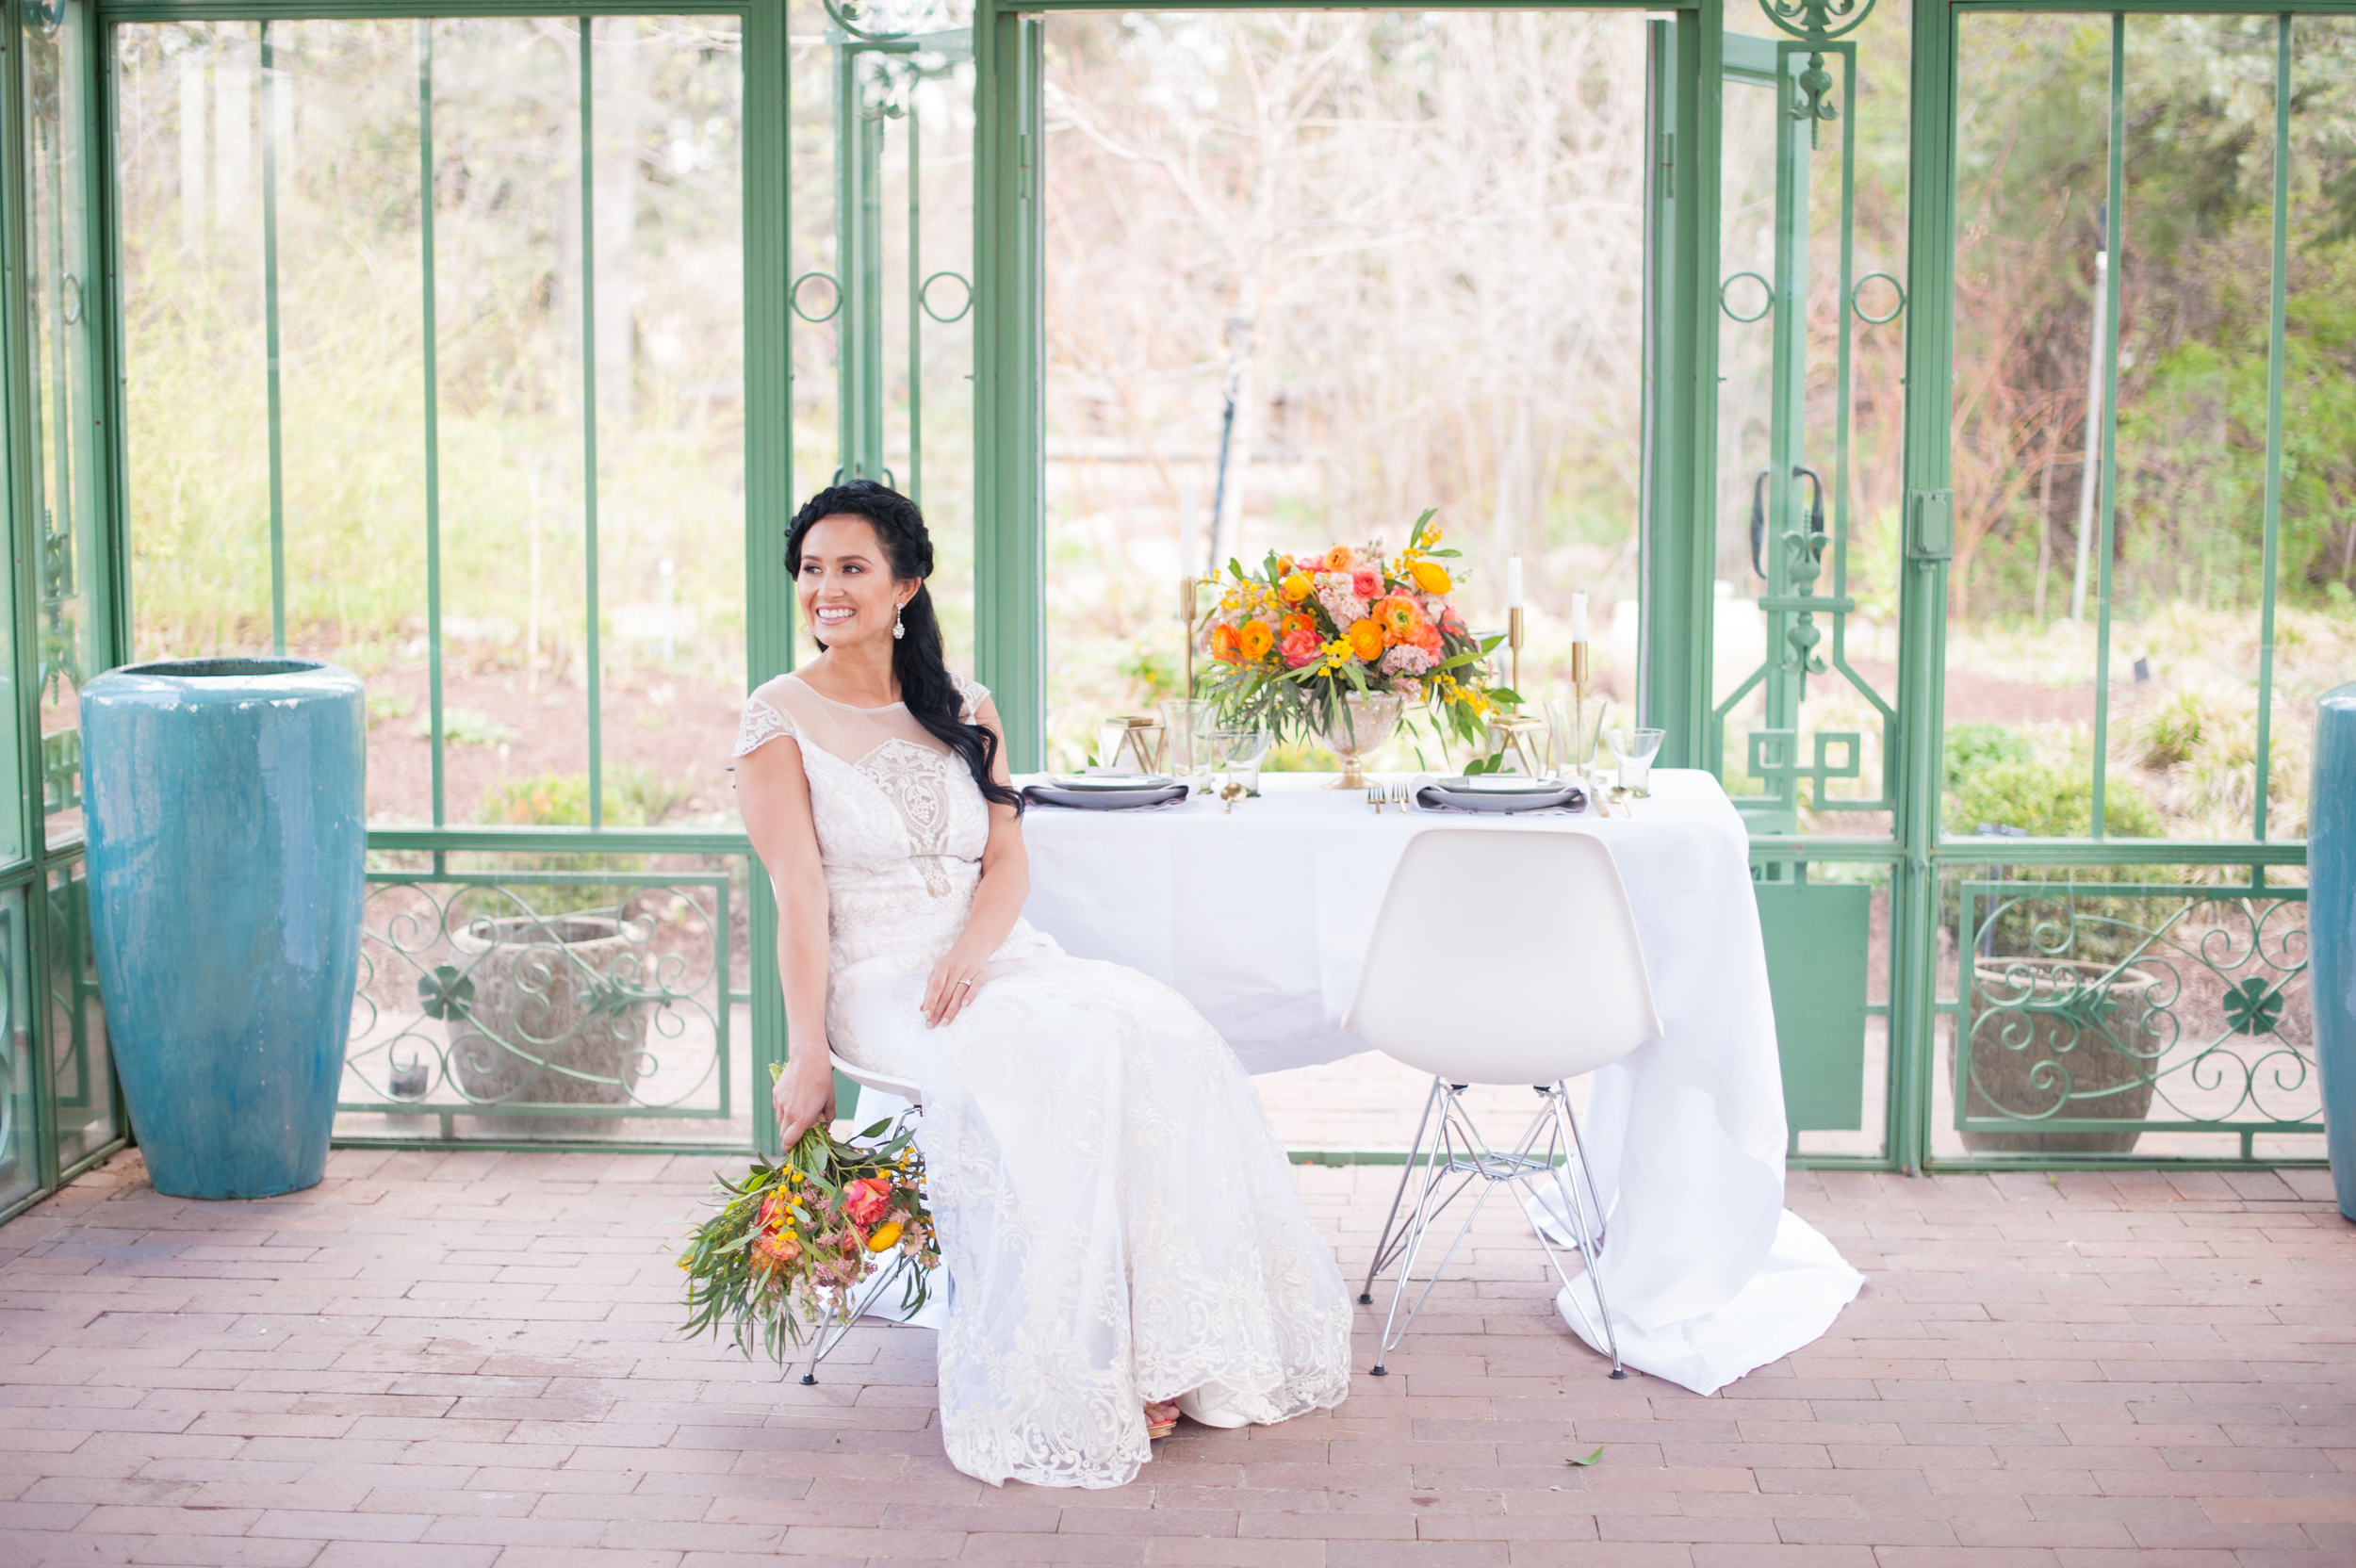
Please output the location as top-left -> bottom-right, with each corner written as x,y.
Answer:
796,1248 -> 912,1386
1361,1077 -> 1444,1304
1546,1088 -> 1626,1379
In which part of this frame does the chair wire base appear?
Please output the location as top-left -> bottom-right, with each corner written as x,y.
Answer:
1359,1078 -> 1625,1380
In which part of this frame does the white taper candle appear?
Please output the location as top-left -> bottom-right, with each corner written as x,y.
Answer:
1570,592 -> 1589,641
1506,556 -> 1524,609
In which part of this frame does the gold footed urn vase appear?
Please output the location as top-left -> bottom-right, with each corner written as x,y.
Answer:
1311,691 -> 1403,790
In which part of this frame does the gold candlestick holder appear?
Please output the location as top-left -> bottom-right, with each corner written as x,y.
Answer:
1180,575 -> 1199,699
1485,606 -> 1547,775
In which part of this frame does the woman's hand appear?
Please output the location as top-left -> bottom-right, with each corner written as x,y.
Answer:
922,943 -> 990,1029
772,1057 -> 837,1149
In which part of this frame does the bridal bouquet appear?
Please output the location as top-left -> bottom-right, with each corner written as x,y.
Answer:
678,1095 -> 939,1363
1196,510 -> 1511,748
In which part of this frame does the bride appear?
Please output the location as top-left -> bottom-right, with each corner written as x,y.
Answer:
733,481 -> 1352,1489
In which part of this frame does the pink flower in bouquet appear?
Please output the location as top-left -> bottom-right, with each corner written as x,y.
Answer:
1350,568 -> 1383,602
843,1176 -> 893,1228
1280,628 -> 1324,669
1380,644 -> 1434,677
749,1229 -> 801,1275
1314,575 -> 1369,630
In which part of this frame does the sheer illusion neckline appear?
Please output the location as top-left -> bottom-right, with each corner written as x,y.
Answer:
784,672 -> 905,713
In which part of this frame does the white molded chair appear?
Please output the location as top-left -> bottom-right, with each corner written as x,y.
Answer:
1346,828 -> 1663,1379
794,1052 -> 925,1386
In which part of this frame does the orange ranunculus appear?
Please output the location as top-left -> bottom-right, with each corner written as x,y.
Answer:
1410,560 -> 1452,596
1347,618 -> 1385,662
866,1221 -> 904,1251
1210,623 -> 1243,664
1411,619 -> 1444,656
1323,545 -> 1355,573
1280,572 -> 1313,603
1282,612 -> 1317,638
843,1176 -> 893,1227
1374,594 -> 1422,644
1239,619 -> 1275,662
1281,628 -> 1324,669
750,1229 -> 802,1275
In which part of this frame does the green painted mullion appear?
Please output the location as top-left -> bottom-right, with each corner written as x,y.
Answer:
2089,13 -> 2125,841
742,0 -> 790,1158
101,1 -> 754,20
971,8 -> 1044,766
578,20 -> 602,829
2251,14 -> 2290,847
1890,0 -> 1963,1175
417,21 -> 445,827
261,21 -> 286,654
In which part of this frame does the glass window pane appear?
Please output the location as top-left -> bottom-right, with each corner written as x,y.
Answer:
0,888 -> 38,1216
114,17 -> 747,832
46,865 -> 117,1172
25,9 -> 103,855
1040,11 -> 1648,774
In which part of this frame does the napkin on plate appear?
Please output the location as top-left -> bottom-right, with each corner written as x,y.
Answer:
1405,773 -> 1593,817
1020,782 -> 1191,811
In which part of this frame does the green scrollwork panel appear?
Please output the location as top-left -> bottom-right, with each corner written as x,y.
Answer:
342,870 -> 741,1126
1955,882 -> 2314,1156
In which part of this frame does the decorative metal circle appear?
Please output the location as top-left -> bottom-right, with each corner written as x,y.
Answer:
790,271 -> 843,324
32,0 -> 66,37
1719,271 -> 1775,324
60,274 -> 81,326
918,270 -> 973,324
1851,270 -> 1906,325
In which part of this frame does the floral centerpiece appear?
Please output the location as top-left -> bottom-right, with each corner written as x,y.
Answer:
1196,510 -> 1511,753
678,1091 -> 939,1363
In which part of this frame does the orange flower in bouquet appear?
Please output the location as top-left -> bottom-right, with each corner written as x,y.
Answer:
679,1078 -> 940,1363
1193,510 -> 1512,751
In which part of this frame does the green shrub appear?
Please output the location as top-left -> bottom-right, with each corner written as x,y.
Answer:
471,773 -> 645,918
1947,759 -> 2163,839
1942,721 -> 2034,795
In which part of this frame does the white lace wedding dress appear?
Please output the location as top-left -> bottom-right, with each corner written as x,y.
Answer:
735,673 -> 1351,1489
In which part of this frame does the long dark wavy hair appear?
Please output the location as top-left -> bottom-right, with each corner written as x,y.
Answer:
785,481 -> 1022,812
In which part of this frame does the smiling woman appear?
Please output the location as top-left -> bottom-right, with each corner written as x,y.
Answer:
730,479 -> 1352,1487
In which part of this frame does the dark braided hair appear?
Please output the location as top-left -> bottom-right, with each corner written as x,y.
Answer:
785,481 -> 1022,812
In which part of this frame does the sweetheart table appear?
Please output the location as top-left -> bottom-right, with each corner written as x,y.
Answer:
1014,768 -> 1864,1396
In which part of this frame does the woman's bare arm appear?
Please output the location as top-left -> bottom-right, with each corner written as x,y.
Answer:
919,696 -> 1031,1028
735,718 -> 837,1146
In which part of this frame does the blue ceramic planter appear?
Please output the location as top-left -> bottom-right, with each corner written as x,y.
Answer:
2317,683 -> 2356,1223
82,659 -> 367,1200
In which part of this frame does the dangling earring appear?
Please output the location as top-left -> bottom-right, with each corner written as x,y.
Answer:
892,603 -> 906,641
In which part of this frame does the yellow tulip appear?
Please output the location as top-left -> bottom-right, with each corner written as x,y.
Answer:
867,1222 -> 904,1251
1410,560 -> 1451,596
1280,572 -> 1312,602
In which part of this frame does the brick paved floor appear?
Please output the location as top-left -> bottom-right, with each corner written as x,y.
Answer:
2,1146 -> 2351,1566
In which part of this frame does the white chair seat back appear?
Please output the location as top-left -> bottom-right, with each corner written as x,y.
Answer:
828,1051 -> 923,1108
1346,828 -> 1662,1085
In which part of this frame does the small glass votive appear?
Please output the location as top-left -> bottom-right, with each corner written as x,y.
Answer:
1161,698 -> 1217,784
1210,727 -> 1272,796
1607,727 -> 1666,796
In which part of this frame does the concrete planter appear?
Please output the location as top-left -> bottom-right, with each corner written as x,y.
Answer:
1962,957 -> 2159,1154
443,914 -> 650,1105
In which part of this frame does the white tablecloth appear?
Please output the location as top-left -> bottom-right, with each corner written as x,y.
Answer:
1016,769 -> 1863,1396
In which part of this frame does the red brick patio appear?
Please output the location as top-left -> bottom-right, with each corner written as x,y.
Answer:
1,1147 -> 2350,1566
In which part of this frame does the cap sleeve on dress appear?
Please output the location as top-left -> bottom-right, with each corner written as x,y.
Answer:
954,674 -> 990,725
733,694 -> 796,757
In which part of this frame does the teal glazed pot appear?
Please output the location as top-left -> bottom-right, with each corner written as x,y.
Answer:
82,659 -> 367,1200
2317,683 -> 2356,1222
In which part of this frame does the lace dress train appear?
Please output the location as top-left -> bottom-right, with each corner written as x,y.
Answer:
736,675 -> 1351,1488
